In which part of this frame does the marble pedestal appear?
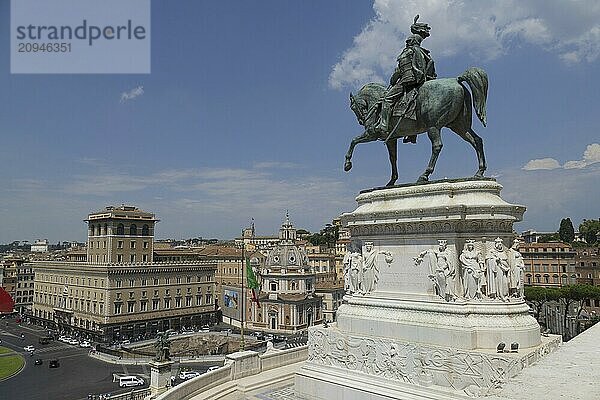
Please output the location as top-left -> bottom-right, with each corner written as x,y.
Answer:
296,179 -> 558,399
149,359 -> 174,397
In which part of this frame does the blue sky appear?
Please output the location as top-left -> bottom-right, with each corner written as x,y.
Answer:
0,0 -> 598,243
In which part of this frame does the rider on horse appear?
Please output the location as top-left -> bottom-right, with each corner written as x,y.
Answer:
376,16 -> 437,143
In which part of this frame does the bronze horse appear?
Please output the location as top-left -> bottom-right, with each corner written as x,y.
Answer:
345,67 -> 488,186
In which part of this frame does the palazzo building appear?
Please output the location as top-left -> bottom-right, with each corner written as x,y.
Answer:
31,205 -> 219,342
520,242 -> 577,287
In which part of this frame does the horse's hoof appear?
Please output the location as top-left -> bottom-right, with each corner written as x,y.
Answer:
344,161 -> 352,172
473,172 -> 485,179
417,176 -> 428,183
385,179 -> 397,187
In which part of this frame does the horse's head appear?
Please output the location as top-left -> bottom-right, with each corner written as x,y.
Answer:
349,83 -> 387,128
349,92 -> 368,126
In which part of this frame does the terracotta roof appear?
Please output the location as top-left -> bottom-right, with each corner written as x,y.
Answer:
198,246 -> 242,258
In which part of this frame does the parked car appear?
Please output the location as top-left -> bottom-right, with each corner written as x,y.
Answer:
118,376 -> 144,388
201,326 -> 210,333
67,338 -> 79,346
49,359 -> 60,368
178,371 -> 200,380
34,359 -> 43,365
79,340 -> 92,348
58,335 -> 69,343
23,345 -> 35,352
207,366 -> 221,372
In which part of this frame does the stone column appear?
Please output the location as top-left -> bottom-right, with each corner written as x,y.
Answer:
149,360 -> 174,397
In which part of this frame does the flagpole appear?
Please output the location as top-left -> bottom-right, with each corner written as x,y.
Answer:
240,244 -> 245,351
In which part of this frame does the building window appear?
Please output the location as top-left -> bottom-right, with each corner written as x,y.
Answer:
129,279 -> 135,287
117,240 -> 124,249
117,224 -> 125,235
175,298 -> 181,308
130,241 -> 136,249
141,279 -> 147,286
142,225 -> 149,236
154,278 -> 159,285
152,299 -> 159,310
143,241 -> 149,249
164,299 -> 171,308
196,295 -> 202,305
165,278 -> 170,284
116,280 -> 122,288
140,301 -> 147,312
117,254 -> 123,263
165,289 -> 170,296
185,297 -> 192,307
176,277 -> 181,284
127,302 -> 135,313
186,276 -> 191,283
142,254 -> 148,262
130,224 -> 137,236
205,294 -> 213,304
130,254 -> 136,263
114,303 -> 122,314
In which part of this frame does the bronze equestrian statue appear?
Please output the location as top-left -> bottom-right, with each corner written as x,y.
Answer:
344,15 -> 488,186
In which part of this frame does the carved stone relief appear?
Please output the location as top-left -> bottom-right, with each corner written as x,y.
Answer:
414,238 -> 525,302
306,327 -> 559,396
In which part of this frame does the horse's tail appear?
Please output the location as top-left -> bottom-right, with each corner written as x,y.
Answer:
458,67 -> 488,127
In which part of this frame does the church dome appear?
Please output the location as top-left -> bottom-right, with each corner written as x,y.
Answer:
264,213 -> 309,271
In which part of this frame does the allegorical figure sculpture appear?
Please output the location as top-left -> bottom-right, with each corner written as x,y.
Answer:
508,239 -> 525,298
415,240 -> 458,301
361,241 -> 394,294
344,15 -> 488,186
343,243 -> 364,294
486,238 -> 510,301
154,330 -> 173,362
460,240 -> 484,300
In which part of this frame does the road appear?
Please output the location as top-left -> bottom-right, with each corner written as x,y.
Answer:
0,318 -> 150,400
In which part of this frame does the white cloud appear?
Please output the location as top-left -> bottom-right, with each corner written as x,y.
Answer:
120,85 -> 144,103
500,163 -> 600,231
523,143 -> 600,170
330,0 -> 600,89
522,158 -> 561,171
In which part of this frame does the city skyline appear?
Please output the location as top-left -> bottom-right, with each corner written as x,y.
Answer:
1,1 -> 598,243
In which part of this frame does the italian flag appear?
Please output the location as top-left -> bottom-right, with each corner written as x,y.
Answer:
246,258 -> 260,307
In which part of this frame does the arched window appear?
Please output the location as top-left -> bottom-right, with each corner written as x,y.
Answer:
130,224 -> 137,236
103,224 -> 108,235
142,225 -> 149,236
117,224 -> 125,235
90,224 -> 96,236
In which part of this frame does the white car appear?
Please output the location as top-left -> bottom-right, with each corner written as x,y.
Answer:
178,371 -> 200,380
67,338 -> 79,345
79,340 -> 91,348
24,345 -> 35,352
119,376 -> 144,388
58,336 -> 69,342
207,366 -> 221,372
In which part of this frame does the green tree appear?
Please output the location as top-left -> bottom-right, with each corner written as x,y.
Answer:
579,219 -> 600,244
558,284 -> 600,339
559,218 -> 575,243
525,286 -> 560,325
